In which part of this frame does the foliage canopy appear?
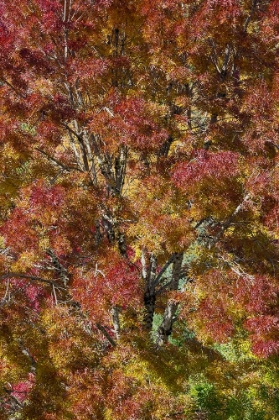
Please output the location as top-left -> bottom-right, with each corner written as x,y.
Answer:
0,0 -> 278,418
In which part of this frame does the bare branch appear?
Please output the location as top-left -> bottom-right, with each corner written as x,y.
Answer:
0,273 -> 54,285
35,148 -> 82,172
244,0 -> 259,32
213,193 -> 251,243
153,253 -> 178,288
96,323 -> 117,347
1,77 -> 26,99
155,279 -> 172,296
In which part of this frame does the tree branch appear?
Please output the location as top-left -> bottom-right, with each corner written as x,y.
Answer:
244,0 -> 259,32
1,77 -> 26,99
153,253 -> 178,288
0,273 -> 54,285
35,148 -> 82,172
95,323 -> 117,347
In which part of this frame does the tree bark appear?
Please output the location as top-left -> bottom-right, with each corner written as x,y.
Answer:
143,252 -> 157,330
156,252 -> 183,346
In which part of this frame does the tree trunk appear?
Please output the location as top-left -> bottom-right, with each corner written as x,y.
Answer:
156,252 -> 183,345
156,301 -> 178,346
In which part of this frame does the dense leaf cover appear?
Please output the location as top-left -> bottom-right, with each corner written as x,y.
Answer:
0,0 -> 278,418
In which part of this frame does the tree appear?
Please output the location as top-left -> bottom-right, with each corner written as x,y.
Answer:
0,0 -> 278,418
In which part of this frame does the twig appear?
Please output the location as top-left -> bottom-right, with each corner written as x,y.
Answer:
95,323 -> 117,347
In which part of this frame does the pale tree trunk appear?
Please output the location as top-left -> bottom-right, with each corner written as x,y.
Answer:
143,251 -> 157,331
156,252 -> 183,346
156,300 -> 179,347
143,252 -> 182,332
111,306 -> 121,339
